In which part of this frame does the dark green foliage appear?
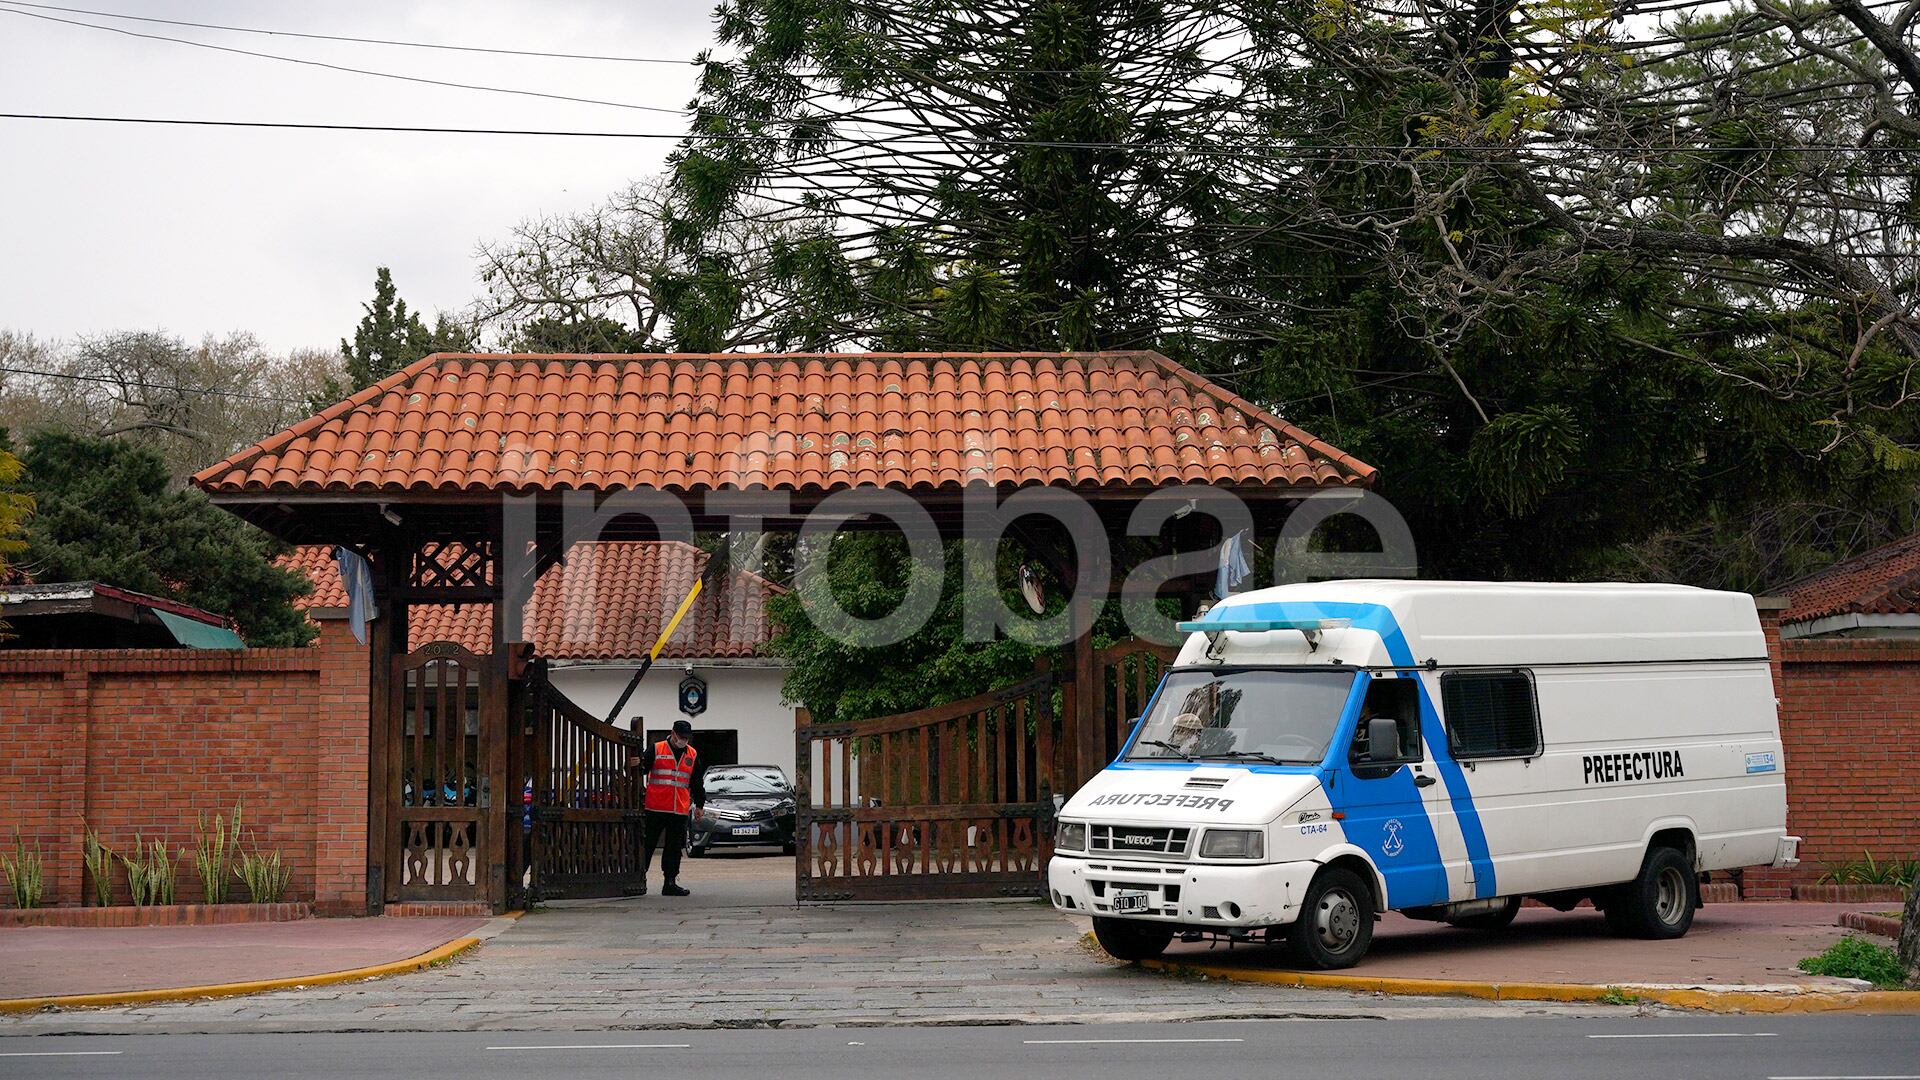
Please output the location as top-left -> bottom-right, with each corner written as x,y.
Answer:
512,315 -> 650,354
767,535 -> 1047,726
339,267 -> 472,390
671,1 -> 1920,720
19,431 -> 314,647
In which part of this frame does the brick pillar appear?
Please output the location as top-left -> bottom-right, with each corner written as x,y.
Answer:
1754,595 -> 1788,703
1743,595 -> 1794,899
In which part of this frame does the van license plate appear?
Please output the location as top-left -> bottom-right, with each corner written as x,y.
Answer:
1112,890 -> 1150,913
731,825 -> 761,836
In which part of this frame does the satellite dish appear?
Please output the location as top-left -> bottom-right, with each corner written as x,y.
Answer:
1019,563 -> 1046,615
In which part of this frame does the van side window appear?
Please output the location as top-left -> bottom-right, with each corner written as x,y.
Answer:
1350,677 -> 1422,770
1440,671 -> 1541,760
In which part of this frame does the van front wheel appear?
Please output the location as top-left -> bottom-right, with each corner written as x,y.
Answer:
1091,917 -> 1174,962
1287,867 -> 1375,969
1604,846 -> 1696,940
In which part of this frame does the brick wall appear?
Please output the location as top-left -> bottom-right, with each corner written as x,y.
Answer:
0,619 -> 368,914
1771,634 -> 1920,882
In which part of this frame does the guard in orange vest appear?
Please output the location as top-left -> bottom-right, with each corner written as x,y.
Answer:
638,719 -> 703,896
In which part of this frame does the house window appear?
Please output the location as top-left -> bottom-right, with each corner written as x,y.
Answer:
1441,671 -> 1541,760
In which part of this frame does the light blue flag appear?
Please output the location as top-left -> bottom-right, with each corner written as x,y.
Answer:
333,545 -> 377,645
1215,529 -> 1251,599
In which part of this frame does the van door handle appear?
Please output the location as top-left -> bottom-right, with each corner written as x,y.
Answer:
1414,774 -> 1437,788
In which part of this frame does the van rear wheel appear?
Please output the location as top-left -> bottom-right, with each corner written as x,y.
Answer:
1604,846 -> 1696,940
1287,867 -> 1375,969
1091,917 -> 1174,962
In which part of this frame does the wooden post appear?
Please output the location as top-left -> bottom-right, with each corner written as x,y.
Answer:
366,537 -> 408,914
484,510 -> 510,913
1070,581 -> 1100,793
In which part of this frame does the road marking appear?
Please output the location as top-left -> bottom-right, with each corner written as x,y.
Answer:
1586,1032 -> 1777,1039
486,1044 -> 691,1051
1023,1037 -> 1245,1045
0,1051 -> 124,1057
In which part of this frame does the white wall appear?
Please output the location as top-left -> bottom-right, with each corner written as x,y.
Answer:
547,664 -> 797,774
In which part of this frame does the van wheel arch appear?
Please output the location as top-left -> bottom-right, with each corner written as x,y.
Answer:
1643,824 -> 1698,869
1320,853 -> 1385,913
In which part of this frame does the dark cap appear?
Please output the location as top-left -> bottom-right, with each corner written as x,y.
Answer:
671,719 -> 694,736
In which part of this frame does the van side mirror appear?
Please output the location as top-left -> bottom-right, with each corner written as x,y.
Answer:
1366,717 -> 1401,762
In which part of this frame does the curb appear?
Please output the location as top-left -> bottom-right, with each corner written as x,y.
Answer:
1838,911 -> 1902,940
1136,957 -> 1920,1014
0,935 -> 484,1014
0,903 -> 312,929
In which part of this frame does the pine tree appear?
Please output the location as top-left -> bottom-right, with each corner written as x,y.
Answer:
19,432 -> 314,646
339,268 -> 473,390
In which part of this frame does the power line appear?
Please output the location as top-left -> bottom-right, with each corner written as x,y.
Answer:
12,0 -> 1892,79
7,112 -> 1920,161
0,364 -> 311,405
0,6 -> 689,116
0,0 -> 699,65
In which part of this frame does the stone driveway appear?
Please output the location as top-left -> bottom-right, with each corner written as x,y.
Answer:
2,854 -> 1538,1034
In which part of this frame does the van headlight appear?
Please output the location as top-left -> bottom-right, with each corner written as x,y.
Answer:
1055,822 -> 1086,852
1199,829 -> 1263,860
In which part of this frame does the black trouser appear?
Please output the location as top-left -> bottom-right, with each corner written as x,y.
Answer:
641,809 -> 687,883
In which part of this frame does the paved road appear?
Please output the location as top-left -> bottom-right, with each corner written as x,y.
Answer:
1,1016 -> 1914,1079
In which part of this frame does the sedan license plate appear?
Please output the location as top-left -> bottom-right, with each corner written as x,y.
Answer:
730,824 -> 762,837
1111,890 -> 1150,913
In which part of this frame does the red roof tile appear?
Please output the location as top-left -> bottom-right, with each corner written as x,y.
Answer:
1782,532 -> 1920,624
197,353 -> 1374,495
279,541 -> 781,660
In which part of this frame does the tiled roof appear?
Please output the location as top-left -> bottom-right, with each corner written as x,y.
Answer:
196,352 -> 1374,495
279,541 -> 781,660
1783,532 -> 1920,624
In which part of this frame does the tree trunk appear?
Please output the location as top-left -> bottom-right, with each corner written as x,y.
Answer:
1901,877 -> 1920,987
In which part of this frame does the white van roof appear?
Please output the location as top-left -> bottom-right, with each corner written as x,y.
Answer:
1189,580 -> 1767,668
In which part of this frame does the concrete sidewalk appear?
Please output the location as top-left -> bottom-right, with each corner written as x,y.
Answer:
0,853 -> 1896,1033
0,916 -> 490,1001
1160,903 -> 1872,990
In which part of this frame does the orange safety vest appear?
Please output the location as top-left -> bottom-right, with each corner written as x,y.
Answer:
643,740 -> 697,815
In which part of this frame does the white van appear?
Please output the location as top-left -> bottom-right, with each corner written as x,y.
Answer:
1048,581 -> 1799,968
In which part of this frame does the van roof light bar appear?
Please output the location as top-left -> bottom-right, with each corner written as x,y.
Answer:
1174,617 -> 1352,659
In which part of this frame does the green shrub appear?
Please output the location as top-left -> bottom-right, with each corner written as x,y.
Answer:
0,829 -> 45,909
82,825 -> 115,907
1818,852 -> 1919,889
235,849 -> 292,905
192,803 -> 243,904
1798,935 -> 1906,988
122,835 -> 180,907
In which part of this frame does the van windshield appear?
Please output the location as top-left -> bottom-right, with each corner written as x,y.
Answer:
1126,669 -> 1356,765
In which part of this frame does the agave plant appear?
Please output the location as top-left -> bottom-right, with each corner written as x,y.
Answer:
122,835 -> 180,907
0,829 -> 45,909
82,825 -> 115,907
192,803 -> 244,904
235,848 -> 293,905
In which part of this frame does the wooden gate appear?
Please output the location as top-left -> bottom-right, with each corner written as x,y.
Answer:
796,669 -> 1062,901
388,643 -> 498,903
516,658 -> 651,900
1093,637 -> 1181,765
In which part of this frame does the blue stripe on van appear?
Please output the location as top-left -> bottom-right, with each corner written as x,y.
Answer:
1194,600 -> 1499,899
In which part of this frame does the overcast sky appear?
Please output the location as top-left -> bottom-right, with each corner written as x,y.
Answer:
0,1 -> 715,353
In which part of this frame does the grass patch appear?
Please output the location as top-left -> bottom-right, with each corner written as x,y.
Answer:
1797,935 -> 1906,989
1597,986 -> 1642,1005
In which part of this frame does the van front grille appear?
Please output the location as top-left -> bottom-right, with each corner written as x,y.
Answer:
1088,823 -> 1191,859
